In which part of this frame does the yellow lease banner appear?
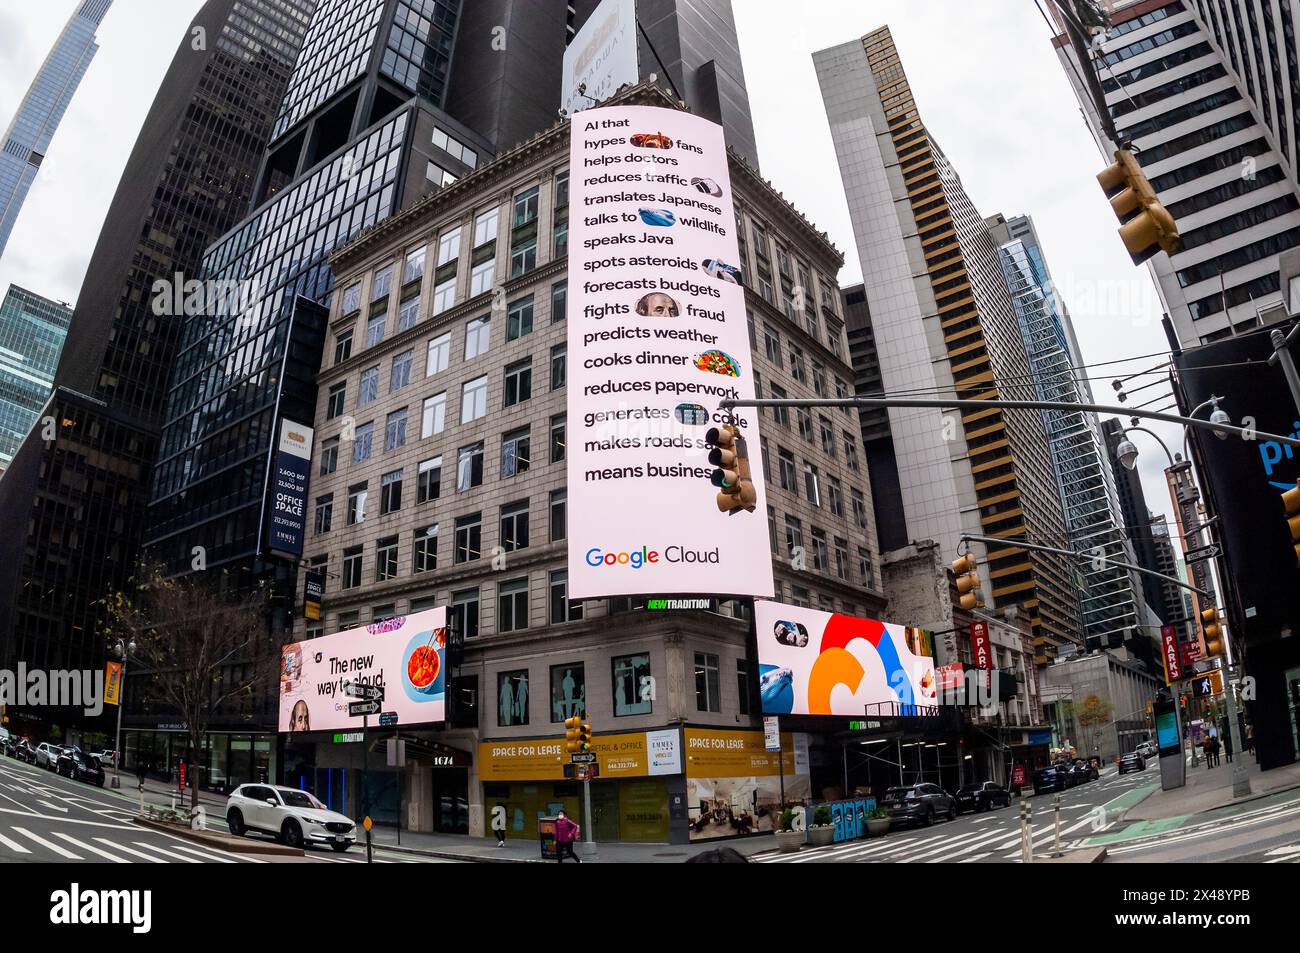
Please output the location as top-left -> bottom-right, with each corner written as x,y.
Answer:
104,661 -> 123,707
683,728 -> 798,778
479,731 -> 666,782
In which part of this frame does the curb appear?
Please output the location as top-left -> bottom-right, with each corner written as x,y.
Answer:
132,816 -> 303,856
1118,778 -> 1300,825
370,841 -> 539,863
1038,846 -> 1107,864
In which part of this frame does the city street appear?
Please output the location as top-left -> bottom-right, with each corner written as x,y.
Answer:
755,764 -> 1300,864
0,757 -> 455,865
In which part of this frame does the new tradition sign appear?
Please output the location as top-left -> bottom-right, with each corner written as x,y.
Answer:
565,104 -> 772,599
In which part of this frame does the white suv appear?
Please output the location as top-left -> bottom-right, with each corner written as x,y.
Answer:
34,743 -> 63,770
225,784 -> 355,852
1134,741 -> 1157,759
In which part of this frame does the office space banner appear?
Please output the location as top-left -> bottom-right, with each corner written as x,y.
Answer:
566,104 -> 771,599
477,729 -> 682,782
755,601 -> 937,716
266,418 -> 313,558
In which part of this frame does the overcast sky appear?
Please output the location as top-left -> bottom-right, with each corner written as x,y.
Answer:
0,0 -> 1183,534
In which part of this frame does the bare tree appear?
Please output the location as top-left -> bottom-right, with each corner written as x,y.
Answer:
1077,694 -> 1115,758
101,570 -> 276,811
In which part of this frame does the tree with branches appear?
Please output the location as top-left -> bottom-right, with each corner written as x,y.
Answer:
1077,694 -> 1115,758
101,570 -> 277,811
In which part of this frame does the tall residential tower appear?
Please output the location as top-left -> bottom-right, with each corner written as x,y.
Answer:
0,0 -> 111,262
817,27 -> 1083,661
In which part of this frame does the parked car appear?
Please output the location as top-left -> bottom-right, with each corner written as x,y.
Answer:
881,783 -> 957,827
1119,751 -> 1147,774
954,781 -> 1012,814
95,750 -> 118,767
1134,741 -> 1157,759
1033,765 -> 1069,795
225,784 -> 356,852
34,742 -> 63,770
1067,759 -> 1099,784
56,749 -> 105,786
10,739 -> 36,763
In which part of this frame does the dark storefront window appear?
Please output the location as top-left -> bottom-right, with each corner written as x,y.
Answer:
551,663 -> 585,721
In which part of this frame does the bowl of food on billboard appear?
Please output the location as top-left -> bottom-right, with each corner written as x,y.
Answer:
754,602 -> 937,715
404,627 -> 447,697
693,349 -> 741,377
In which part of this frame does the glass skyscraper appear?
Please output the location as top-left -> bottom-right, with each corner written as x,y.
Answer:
0,285 -> 72,471
145,0 -> 497,578
0,0 -> 111,263
990,215 -> 1143,647
0,0 -> 316,676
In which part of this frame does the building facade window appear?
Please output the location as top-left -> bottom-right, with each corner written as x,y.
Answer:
550,661 -> 584,720
612,653 -> 652,716
497,669 -> 529,726
501,427 -> 530,477
498,578 -> 529,633
454,512 -> 482,563
694,652 -> 721,713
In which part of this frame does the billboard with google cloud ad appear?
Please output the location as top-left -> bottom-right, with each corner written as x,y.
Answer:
566,103 -> 772,600
755,601 -> 937,716
278,607 -> 448,733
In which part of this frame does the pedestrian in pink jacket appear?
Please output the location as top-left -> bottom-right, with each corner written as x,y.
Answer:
555,810 -> 581,864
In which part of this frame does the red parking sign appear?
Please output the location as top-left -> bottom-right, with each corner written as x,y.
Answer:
1161,626 -> 1182,685
178,762 -> 187,793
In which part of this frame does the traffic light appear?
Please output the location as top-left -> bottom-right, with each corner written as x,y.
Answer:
1097,149 -> 1180,264
564,715 -> 593,754
951,552 -> 981,611
1201,606 -> 1224,657
706,424 -> 757,514
1282,480 -> 1300,566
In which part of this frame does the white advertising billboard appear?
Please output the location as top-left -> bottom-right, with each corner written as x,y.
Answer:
561,0 -> 639,117
566,103 -> 772,599
754,601 -> 937,717
278,607 -> 448,733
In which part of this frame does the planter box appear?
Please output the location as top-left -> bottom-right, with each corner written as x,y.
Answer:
808,825 -> 835,847
867,818 -> 891,837
774,830 -> 803,853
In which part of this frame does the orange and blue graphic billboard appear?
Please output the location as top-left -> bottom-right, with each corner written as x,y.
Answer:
755,601 -> 936,716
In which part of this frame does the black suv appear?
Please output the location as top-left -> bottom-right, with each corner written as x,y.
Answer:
56,749 -> 105,786
1033,765 -> 1069,795
955,781 -> 1012,814
881,783 -> 957,827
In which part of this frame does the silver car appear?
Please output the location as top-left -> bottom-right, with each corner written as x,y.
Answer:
34,742 -> 63,770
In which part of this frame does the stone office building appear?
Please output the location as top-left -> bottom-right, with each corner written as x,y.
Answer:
289,84 -> 887,841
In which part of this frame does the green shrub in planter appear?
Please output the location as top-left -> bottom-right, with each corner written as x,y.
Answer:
813,805 -> 833,827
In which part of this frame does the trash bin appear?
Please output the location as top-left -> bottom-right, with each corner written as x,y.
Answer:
538,816 -> 558,859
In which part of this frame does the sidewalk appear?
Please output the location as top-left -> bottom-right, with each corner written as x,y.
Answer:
117,776 -> 776,862
367,826 -> 778,863
1121,753 -> 1300,822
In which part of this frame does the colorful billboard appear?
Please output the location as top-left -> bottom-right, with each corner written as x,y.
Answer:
755,601 -> 937,716
278,607 -> 447,733
566,103 -> 772,600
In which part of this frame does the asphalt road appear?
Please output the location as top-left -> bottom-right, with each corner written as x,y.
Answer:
757,765 -> 1177,864
0,754 -> 454,864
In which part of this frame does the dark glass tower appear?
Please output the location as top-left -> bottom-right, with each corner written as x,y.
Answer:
144,0 -> 494,580
0,0 -> 315,677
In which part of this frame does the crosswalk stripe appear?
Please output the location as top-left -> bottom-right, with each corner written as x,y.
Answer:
0,829 -> 32,854
12,826 -> 82,859
96,839 -> 166,863
958,852 -> 991,863
896,829 -> 1006,862
51,832 -> 127,863
132,841 -> 202,863
167,843 -> 239,863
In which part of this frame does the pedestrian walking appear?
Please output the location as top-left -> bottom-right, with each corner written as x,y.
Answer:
1245,723 -> 1255,755
554,809 -> 581,863
1210,735 -> 1221,767
491,804 -> 506,847
1222,721 -> 1234,763
1202,734 -> 1213,768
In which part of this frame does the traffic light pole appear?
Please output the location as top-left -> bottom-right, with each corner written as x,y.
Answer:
719,395 -> 1300,451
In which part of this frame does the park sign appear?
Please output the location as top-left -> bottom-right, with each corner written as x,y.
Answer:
565,103 -> 772,600
1161,624 -> 1183,686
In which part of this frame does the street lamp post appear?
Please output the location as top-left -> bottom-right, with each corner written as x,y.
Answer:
110,638 -> 136,790
1115,403 -> 1251,797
